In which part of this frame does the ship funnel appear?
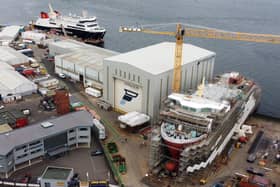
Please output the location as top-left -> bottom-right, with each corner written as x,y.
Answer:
82,10 -> 88,18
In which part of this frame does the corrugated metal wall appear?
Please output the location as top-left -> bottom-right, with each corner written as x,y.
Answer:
55,55 -> 103,87
103,55 -> 215,123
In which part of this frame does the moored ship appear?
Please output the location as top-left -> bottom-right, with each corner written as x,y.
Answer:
33,4 -> 106,41
158,72 -> 261,175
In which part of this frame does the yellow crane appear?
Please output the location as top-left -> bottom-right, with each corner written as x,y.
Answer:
119,23 -> 280,93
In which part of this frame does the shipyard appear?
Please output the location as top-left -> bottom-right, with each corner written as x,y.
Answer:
0,1 -> 280,187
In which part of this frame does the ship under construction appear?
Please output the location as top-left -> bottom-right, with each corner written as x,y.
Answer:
149,72 -> 261,180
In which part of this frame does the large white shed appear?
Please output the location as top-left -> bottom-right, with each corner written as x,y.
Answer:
55,47 -> 118,89
48,39 -> 93,56
0,61 -> 14,70
0,70 -> 37,98
0,46 -> 29,66
103,42 -> 216,122
0,25 -> 21,46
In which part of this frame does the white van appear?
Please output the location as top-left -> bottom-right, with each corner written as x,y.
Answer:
85,87 -> 102,98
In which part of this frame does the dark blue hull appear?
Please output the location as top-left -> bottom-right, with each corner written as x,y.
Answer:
34,25 -> 105,40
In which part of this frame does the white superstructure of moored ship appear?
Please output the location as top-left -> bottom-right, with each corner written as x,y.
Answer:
157,72 -> 261,175
34,4 -> 106,40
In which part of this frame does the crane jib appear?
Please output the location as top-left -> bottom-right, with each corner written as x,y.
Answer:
119,23 -> 280,93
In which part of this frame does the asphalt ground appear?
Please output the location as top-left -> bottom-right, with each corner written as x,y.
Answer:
19,44 -> 279,187
7,45 -> 116,185
1,94 -> 57,125
9,137 -> 116,184
38,45 -> 150,186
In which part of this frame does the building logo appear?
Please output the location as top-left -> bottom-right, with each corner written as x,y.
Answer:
120,89 -> 138,105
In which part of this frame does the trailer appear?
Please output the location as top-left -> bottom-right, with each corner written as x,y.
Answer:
97,100 -> 112,111
93,119 -> 106,140
85,87 -> 102,98
38,78 -> 59,89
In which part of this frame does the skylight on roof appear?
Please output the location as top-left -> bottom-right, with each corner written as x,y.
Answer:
41,122 -> 54,128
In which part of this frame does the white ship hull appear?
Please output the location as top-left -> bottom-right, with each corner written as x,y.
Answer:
186,90 -> 259,173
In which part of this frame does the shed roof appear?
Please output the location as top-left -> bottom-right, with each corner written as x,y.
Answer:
0,46 -> 29,65
0,124 -> 12,134
42,166 -> 73,180
57,47 -> 118,72
0,25 -> 21,42
0,70 -> 36,91
0,110 -> 93,155
105,42 -> 215,75
0,61 -> 14,70
47,39 -> 94,52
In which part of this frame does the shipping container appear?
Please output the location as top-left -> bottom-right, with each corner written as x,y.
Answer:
93,119 -> 106,140
54,89 -> 70,115
85,87 -> 102,98
38,78 -> 59,89
16,118 -> 28,128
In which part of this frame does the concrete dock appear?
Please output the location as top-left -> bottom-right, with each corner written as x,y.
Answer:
7,42 -> 279,187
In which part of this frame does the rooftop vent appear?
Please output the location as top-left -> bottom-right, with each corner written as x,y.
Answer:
41,122 -> 54,128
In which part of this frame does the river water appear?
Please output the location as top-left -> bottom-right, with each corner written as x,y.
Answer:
1,0 -> 280,118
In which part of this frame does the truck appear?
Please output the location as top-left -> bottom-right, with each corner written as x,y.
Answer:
93,119 -> 106,140
97,100 -> 112,111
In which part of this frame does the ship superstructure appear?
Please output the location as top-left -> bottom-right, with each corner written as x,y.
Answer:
34,4 -> 106,40
150,72 -> 261,179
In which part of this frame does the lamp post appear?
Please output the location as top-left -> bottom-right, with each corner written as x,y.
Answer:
86,172 -> 89,182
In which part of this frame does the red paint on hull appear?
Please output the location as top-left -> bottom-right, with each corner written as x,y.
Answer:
164,139 -> 203,160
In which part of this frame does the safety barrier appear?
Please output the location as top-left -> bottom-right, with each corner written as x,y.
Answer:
0,180 -> 40,187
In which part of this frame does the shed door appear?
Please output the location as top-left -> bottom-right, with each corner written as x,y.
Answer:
114,79 -> 142,113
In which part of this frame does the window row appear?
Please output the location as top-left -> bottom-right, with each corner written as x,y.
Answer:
114,69 -> 141,83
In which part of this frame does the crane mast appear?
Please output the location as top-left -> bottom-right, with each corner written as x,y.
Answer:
173,24 -> 184,92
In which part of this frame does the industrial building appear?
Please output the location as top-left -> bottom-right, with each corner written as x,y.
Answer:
47,39 -> 94,56
55,47 -> 118,89
0,46 -> 29,67
0,111 -> 93,178
0,25 -> 22,46
103,42 -> 215,122
40,166 -> 74,187
0,69 -> 37,99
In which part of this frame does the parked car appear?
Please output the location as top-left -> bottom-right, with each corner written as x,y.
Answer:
40,98 -> 55,111
21,108 -> 31,116
30,62 -> 40,68
58,73 -> 66,79
247,153 -> 257,163
21,173 -> 32,183
0,105 -> 4,110
246,167 -> 265,176
91,149 -> 103,156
